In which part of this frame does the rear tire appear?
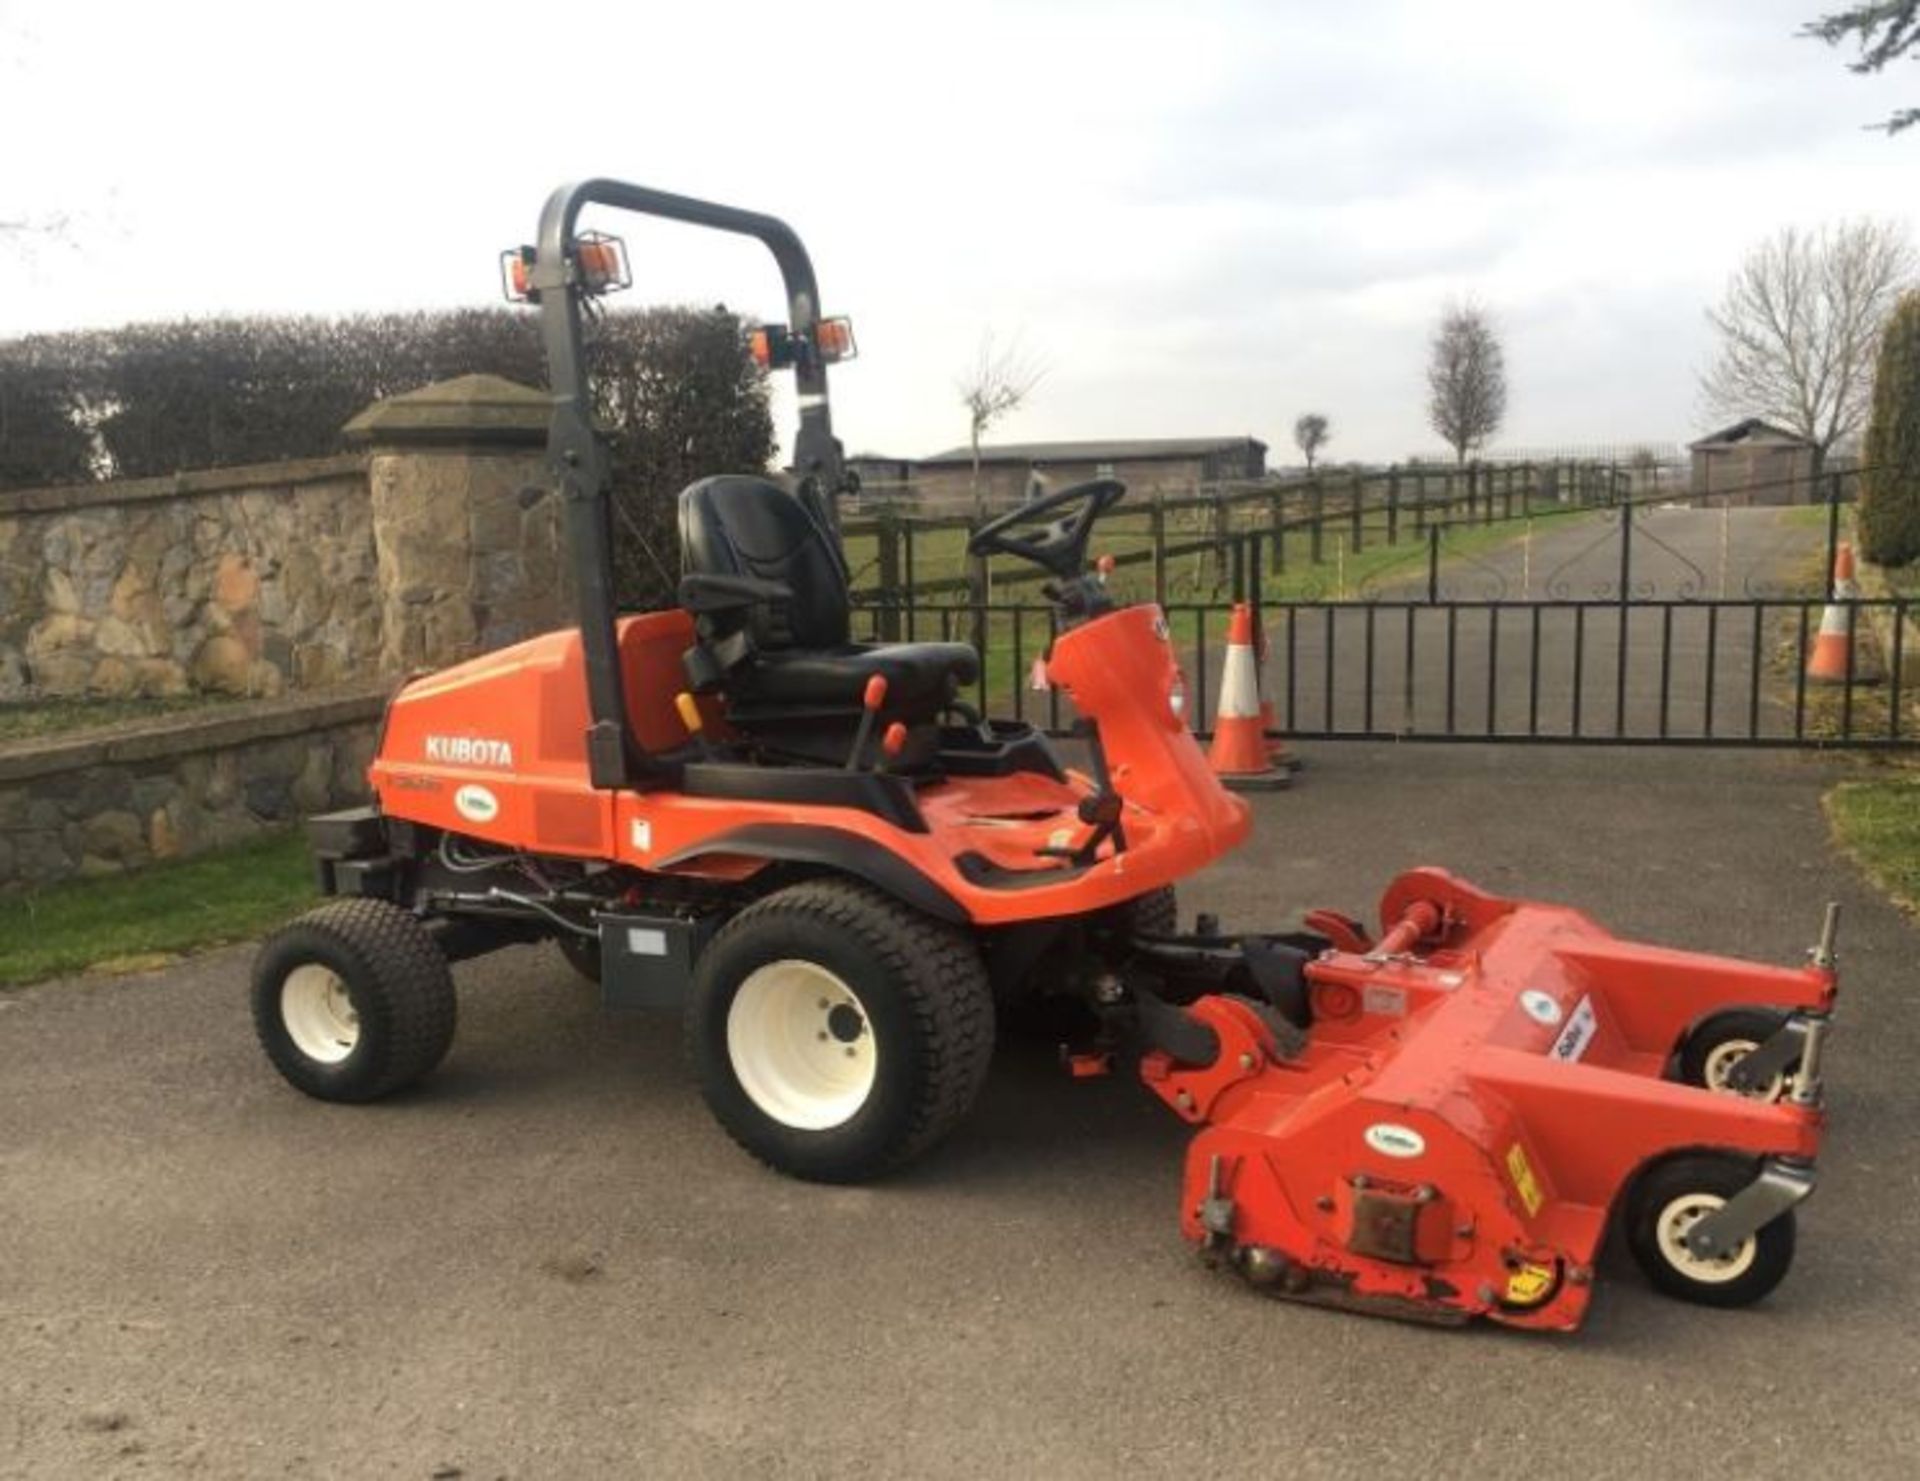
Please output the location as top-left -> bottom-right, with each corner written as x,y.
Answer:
1625,1154 -> 1796,1308
251,900 -> 457,1103
687,879 -> 994,1183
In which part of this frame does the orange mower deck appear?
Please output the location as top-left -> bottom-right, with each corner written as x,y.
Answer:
1142,868 -> 1836,1330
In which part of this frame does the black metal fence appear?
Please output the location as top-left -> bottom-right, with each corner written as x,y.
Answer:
842,458 -> 1636,612
849,468 -> 1916,751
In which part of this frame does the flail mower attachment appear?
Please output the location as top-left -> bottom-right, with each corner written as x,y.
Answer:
1137,869 -> 1838,1330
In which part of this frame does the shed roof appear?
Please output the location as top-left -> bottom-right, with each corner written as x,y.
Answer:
918,436 -> 1265,467
1688,418 -> 1815,451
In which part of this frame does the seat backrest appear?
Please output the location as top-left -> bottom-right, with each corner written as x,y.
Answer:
678,475 -> 850,649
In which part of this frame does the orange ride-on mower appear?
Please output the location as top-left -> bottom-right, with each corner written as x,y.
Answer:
252,180 -> 1838,1330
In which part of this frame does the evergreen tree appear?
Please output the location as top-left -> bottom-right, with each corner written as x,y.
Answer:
1860,291 -> 1920,565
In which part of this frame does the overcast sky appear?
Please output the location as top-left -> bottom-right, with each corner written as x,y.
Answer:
3,0 -> 1916,464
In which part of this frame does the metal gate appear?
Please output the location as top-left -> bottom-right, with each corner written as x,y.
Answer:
852,474 -> 1916,751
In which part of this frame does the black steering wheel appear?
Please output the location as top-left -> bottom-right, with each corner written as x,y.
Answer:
965,477 -> 1128,577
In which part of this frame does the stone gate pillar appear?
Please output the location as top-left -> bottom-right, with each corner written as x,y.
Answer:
343,374 -> 562,674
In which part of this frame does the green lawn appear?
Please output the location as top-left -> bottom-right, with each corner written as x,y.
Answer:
1780,501 -> 1840,533
1825,774 -> 1920,916
0,829 -> 318,988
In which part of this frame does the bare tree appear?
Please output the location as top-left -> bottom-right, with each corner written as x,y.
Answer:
957,333 -> 1045,514
1293,412 -> 1331,471
1700,220 -> 1917,470
1426,302 -> 1507,464
1804,2 -> 1919,134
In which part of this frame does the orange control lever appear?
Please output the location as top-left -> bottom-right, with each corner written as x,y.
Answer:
674,692 -> 713,758
846,674 -> 890,770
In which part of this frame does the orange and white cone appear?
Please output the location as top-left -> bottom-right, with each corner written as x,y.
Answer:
1806,541 -> 1880,686
1250,607 -> 1302,772
1209,603 -> 1290,791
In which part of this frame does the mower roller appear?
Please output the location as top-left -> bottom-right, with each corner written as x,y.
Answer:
252,180 -> 1839,1331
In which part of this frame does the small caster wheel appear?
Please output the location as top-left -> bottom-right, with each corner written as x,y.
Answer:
1626,1154 -> 1795,1308
1679,1007 -> 1793,1102
556,932 -> 603,983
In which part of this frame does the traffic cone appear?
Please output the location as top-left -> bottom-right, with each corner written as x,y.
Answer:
1209,603 -> 1289,791
1249,606 -> 1302,772
1806,542 -> 1880,686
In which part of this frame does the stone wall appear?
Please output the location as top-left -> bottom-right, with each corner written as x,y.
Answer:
0,686 -> 385,888
0,456 -> 380,702
0,374 -> 572,889
1,374 -> 565,708
368,451 -> 566,670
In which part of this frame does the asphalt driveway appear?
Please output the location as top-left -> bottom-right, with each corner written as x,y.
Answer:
4,743 -> 1918,1479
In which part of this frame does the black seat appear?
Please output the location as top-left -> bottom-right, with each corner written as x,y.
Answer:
678,476 -> 978,759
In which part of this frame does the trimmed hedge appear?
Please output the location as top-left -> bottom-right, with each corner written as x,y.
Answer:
1861,292 -> 1920,568
0,307 -> 775,608
0,337 -> 94,487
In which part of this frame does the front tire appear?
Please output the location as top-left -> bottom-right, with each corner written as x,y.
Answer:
252,899 -> 457,1103
687,879 -> 994,1183
1678,1007 -> 1793,1102
1625,1154 -> 1796,1308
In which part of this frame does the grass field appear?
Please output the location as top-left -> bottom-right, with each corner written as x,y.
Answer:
1780,501 -> 1840,533
0,830 -> 317,988
1826,772 -> 1920,916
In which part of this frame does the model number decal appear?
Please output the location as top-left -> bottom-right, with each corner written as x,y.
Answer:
425,734 -> 516,768
1549,995 -> 1597,1062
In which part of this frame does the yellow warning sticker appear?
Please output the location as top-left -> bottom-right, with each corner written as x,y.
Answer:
1506,1142 -> 1544,1216
1505,1261 -> 1556,1306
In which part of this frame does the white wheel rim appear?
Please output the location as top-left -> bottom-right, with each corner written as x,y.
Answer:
281,964 -> 360,1065
1655,1192 -> 1757,1283
1702,1038 -> 1784,1101
726,961 -> 876,1131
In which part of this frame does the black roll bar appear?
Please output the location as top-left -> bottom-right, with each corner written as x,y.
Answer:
530,179 -> 846,790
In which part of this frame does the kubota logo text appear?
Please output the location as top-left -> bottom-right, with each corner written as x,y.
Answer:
425,735 -> 515,768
